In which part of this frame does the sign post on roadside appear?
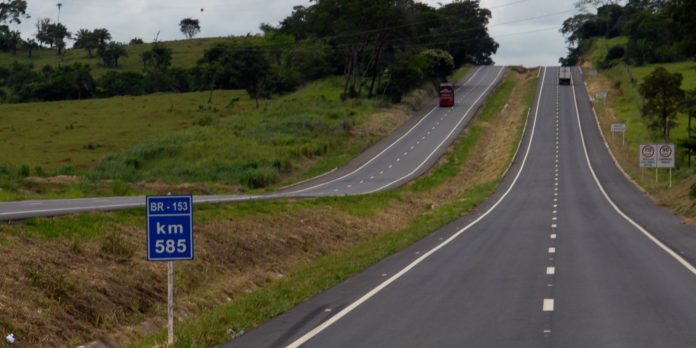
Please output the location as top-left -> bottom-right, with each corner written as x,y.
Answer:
147,195 -> 194,346
611,123 -> 626,145
640,144 -> 657,181
657,144 -> 676,187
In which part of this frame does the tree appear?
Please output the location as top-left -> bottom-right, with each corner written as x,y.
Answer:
93,28 -> 111,46
639,67 -> 684,142
179,18 -> 200,39
141,42 -> 172,72
682,89 -> 696,167
0,0 -> 28,25
98,42 -> 128,68
34,18 -> 70,54
73,29 -> 99,57
231,45 -> 271,108
23,38 -> 36,57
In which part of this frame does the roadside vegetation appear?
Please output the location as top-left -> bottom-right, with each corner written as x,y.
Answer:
0,0 -> 500,199
0,68 -> 539,347
559,0 -> 696,219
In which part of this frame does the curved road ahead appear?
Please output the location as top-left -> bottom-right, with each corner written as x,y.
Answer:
227,67 -> 696,347
0,66 -> 505,220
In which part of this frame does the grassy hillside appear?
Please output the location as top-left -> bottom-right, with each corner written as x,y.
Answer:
582,38 -> 696,218
0,37 -> 237,77
0,89 -> 252,171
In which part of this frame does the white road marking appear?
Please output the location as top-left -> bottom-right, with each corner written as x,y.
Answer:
543,299 -> 555,311
410,146 -> 414,150
280,68 -> 484,195
360,180 -> 364,184
388,164 -> 393,168
570,67 -> 696,276
403,152 -> 408,156
361,68 -> 507,194
546,267 -> 555,275
551,234 -> 557,239
552,217 -> 557,221
396,158 -> 400,162
347,185 -> 352,188
553,210 -> 557,214
379,171 -> 384,175
370,176 -> 375,180
551,224 -> 557,228
284,66 -> 539,348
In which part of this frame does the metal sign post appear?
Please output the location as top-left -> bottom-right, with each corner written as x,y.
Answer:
147,195 -> 194,347
611,123 -> 626,145
657,144 -> 675,188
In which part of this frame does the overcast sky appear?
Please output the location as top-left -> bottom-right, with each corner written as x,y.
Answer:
11,0 -> 577,67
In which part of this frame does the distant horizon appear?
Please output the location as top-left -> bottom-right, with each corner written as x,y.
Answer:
8,0 -> 574,67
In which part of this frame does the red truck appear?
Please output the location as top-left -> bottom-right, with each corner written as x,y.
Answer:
439,83 -> 454,107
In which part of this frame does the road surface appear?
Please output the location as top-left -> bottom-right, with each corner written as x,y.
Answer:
0,66 -> 505,220
227,67 -> 696,348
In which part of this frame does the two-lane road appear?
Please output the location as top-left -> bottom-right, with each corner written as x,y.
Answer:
0,66 -> 505,220
228,67 -> 696,347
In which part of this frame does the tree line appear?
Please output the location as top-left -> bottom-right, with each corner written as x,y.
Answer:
0,0 -> 498,105
560,0 -> 696,67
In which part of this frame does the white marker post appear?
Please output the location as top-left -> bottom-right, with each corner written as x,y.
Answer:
168,261 -> 174,345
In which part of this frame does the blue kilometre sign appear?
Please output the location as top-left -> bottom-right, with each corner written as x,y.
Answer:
147,195 -> 194,261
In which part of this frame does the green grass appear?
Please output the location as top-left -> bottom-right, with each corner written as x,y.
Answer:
129,69 -> 537,347
585,36 -> 628,68
590,38 -> 695,144
90,77 -> 379,187
0,37 -> 240,77
0,89 -> 252,171
0,76 -> 387,198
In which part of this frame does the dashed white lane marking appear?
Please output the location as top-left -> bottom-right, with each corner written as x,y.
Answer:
379,171 -> 384,175
543,299 -> 555,311
548,247 -> 556,254
324,308 -> 332,312
554,198 -> 558,202
333,189 -> 339,192
403,152 -> 408,156
552,210 -> 557,214
546,267 -> 555,275
551,234 -> 557,239
396,158 -> 401,162
370,176 -> 375,180
551,224 -> 557,229
29,202 -> 43,205
552,217 -> 557,221
283,67 -> 530,348
347,184 -> 352,188
360,180 -> 364,184
388,164 -> 393,168
416,141 -> 421,144
410,146 -> 414,150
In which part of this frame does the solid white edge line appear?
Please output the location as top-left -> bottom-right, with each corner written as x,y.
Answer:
570,67 -> 696,276
284,67 -> 548,348
283,67 -> 484,195
362,66 -> 506,194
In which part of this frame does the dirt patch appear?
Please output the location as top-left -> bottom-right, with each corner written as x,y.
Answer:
0,70 -> 535,347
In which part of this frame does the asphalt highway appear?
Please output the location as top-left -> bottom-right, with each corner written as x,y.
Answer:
0,66 -> 505,220
227,67 -> 696,347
